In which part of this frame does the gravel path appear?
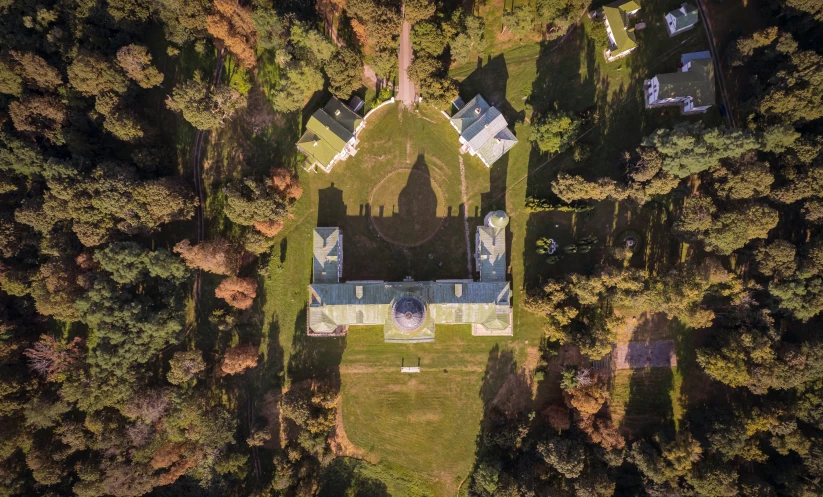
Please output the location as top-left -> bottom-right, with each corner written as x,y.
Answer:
458,157 -> 473,277
397,18 -> 415,105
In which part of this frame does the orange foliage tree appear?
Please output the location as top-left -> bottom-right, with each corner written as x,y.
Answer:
214,276 -> 258,309
173,239 -> 243,276
221,343 -> 259,375
207,0 -> 257,69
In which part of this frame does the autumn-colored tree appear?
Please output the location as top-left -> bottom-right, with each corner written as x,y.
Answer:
543,405 -> 571,432
9,51 -> 63,90
215,276 -> 258,309
253,220 -> 284,238
116,44 -> 164,88
24,335 -> 83,381
578,415 -> 625,450
271,168 -> 303,201
221,343 -> 259,375
173,238 -> 243,275
8,95 -> 66,144
566,383 -> 608,416
207,0 -> 258,69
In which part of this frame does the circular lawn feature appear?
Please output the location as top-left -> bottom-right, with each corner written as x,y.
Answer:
369,168 -> 446,247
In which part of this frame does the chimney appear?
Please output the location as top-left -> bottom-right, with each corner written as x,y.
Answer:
335,109 -> 341,116
454,284 -> 463,297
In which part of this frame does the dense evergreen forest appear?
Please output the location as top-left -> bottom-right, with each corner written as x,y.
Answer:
0,0 -> 822,495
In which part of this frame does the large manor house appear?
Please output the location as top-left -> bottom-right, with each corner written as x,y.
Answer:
307,211 -> 513,343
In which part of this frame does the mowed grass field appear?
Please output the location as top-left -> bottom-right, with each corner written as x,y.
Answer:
339,326 -> 538,496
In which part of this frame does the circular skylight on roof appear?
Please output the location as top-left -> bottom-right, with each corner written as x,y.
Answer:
392,296 -> 426,332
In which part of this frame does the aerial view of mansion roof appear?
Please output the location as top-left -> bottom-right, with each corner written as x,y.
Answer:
645,51 -> 716,114
449,95 -> 518,167
297,96 -> 365,173
601,0 -> 641,62
308,211 -> 513,342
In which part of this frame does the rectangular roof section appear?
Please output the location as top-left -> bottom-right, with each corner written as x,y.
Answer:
313,228 -> 341,283
449,94 -> 517,166
656,55 -> 715,107
296,97 -> 361,170
604,0 -> 640,55
477,226 -> 506,281
669,3 -> 698,30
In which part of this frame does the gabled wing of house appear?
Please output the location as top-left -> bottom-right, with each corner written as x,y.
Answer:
323,97 -> 363,134
296,97 -> 360,171
656,57 -> 715,107
670,3 -> 698,30
476,128 -> 519,167
477,225 -> 506,281
463,107 -> 509,152
450,94 -> 491,133
313,228 -> 341,283
604,0 -> 640,55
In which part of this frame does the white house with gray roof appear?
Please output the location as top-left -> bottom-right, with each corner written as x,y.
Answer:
308,212 -> 513,342
449,95 -> 518,167
665,3 -> 699,36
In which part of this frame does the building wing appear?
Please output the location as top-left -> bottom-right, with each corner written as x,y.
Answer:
656,56 -> 715,107
312,228 -> 342,283
450,94 -> 491,133
476,127 -> 519,167
323,97 -> 363,134
604,0 -> 640,55
670,3 -> 698,30
477,226 -> 506,281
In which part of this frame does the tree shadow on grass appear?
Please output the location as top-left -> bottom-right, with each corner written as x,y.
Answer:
317,458 -> 391,497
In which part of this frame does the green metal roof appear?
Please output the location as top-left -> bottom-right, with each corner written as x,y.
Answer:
669,3 -> 698,30
604,0 -> 640,56
323,98 -> 362,134
296,97 -> 361,169
656,57 -> 715,107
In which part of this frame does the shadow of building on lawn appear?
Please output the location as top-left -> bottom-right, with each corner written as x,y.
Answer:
315,153 -> 498,282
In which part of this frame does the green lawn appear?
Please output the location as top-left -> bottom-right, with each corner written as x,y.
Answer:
339,326 -> 536,497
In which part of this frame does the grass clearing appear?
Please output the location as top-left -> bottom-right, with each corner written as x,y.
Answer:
339,326 -> 536,496
610,367 -> 676,436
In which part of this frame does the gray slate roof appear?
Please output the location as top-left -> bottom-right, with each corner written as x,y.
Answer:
477,226 -> 506,281
313,228 -> 341,283
669,3 -> 698,31
450,95 -> 517,166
